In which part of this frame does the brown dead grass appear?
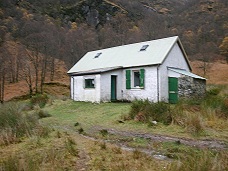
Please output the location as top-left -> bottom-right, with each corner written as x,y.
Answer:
191,60 -> 228,85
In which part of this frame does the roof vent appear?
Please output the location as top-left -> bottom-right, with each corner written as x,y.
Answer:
94,52 -> 102,58
140,45 -> 149,51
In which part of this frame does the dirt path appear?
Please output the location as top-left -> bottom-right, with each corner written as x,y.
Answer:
91,126 -> 227,150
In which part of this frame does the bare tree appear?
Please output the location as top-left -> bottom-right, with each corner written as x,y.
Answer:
25,47 -> 40,94
0,48 -> 6,103
0,60 -> 5,103
22,61 -> 33,97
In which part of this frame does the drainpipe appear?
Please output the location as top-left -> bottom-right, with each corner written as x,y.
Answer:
157,65 -> 160,102
72,76 -> 74,100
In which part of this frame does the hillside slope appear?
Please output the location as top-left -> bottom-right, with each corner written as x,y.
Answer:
0,0 -> 227,101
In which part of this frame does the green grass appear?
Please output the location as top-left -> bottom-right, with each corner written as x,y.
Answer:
44,100 -> 130,130
1,95 -> 228,170
42,99 -> 228,141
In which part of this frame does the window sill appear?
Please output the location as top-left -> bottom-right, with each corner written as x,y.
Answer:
129,87 -> 144,90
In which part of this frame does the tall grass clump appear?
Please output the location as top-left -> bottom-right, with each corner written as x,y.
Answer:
30,94 -> 49,108
184,112 -> 204,135
168,150 -> 228,171
65,137 -> 79,157
129,100 -> 172,125
171,101 -> 205,135
33,105 -> 51,119
0,102 -> 38,145
202,87 -> 228,119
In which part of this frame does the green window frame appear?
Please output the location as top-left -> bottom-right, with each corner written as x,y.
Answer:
85,79 -> 95,88
139,68 -> 145,88
126,69 -> 145,89
126,70 -> 131,89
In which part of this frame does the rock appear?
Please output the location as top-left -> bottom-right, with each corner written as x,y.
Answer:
74,122 -> 79,126
158,8 -> 171,14
117,120 -> 124,123
151,121 -> 157,125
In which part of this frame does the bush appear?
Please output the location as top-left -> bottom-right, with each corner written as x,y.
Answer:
207,87 -> 221,96
129,100 -> 172,125
129,99 -> 149,119
30,94 -> 49,108
33,106 -> 51,119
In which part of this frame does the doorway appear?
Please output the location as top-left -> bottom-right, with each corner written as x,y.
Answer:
168,77 -> 178,104
111,75 -> 117,101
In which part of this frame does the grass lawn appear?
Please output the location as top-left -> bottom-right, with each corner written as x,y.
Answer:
42,99 -> 228,141
43,100 -> 183,137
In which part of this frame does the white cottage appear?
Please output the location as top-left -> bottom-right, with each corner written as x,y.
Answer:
67,36 -> 206,103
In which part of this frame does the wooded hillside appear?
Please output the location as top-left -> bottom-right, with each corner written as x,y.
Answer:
0,0 -> 227,101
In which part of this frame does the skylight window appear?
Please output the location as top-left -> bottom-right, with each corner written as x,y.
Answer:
94,52 -> 102,58
140,45 -> 149,51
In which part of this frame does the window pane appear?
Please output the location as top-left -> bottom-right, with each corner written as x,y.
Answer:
85,79 -> 95,88
134,72 -> 140,87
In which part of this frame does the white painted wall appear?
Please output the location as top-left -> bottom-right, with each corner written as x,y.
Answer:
100,70 -> 123,102
71,66 -> 158,102
159,43 -> 191,101
71,74 -> 101,102
122,66 -> 158,102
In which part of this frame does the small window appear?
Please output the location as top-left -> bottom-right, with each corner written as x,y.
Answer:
85,79 -> 95,88
94,52 -> 102,58
134,71 -> 140,87
140,45 -> 149,51
126,69 -> 145,89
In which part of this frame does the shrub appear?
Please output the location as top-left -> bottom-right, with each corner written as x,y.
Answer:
143,102 -> 172,125
129,100 -> 172,125
207,87 -> 221,96
30,94 -> 49,108
32,105 -> 51,119
129,99 -> 150,119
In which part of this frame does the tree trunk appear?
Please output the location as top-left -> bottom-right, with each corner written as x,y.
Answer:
34,52 -> 39,94
50,57 -> 55,81
0,69 -> 5,103
40,53 -> 48,94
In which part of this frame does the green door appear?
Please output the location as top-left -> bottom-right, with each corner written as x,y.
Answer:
168,77 -> 178,104
111,76 -> 117,101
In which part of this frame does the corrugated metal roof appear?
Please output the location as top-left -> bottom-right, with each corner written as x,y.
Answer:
68,36 -> 190,74
168,68 -> 206,80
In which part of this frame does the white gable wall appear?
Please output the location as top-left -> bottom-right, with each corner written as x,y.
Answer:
70,74 -> 101,102
122,66 -> 158,102
159,42 -> 191,101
